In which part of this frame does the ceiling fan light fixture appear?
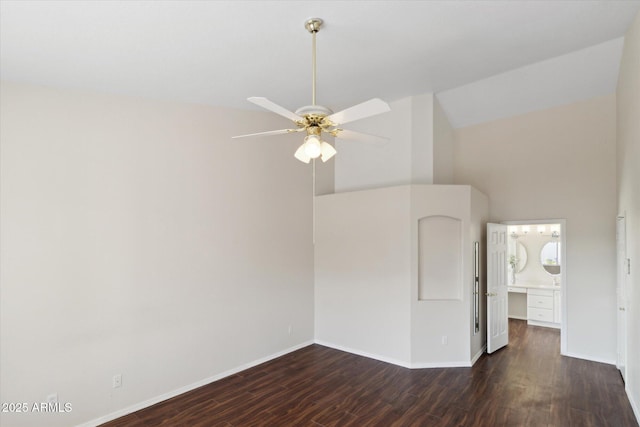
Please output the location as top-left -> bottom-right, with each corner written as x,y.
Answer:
233,17 -> 390,163
303,134 -> 323,159
294,143 -> 311,163
320,141 -> 336,162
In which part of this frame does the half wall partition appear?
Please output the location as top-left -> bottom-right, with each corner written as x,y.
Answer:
314,184 -> 488,368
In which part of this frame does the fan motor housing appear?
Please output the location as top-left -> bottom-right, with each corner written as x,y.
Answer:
295,104 -> 333,117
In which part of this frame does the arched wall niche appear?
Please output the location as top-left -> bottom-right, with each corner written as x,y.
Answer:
418,215 -> 463,301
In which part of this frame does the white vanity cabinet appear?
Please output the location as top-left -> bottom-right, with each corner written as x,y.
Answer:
553,289 -> 561,323
508,284 -> 561,328
527,287 -> 560,328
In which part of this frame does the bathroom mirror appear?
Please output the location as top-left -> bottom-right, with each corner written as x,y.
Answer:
508,240 -> 528,273
514,241 -> 527,273
540,241 -> 561,275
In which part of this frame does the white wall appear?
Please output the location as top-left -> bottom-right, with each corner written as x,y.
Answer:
335,97 -> 413,192
617,10 -> 640,420
314,184 -> 487,367
335,93 -> 455,192
410,94 -> 435,184
314,186 -> 412,366
0,82 -> 316,427
454,94 -> 618,363
409,186 -> 488,366
433,97 -> 455,184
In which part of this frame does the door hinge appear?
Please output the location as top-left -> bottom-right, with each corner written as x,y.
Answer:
628,258 -> 631,275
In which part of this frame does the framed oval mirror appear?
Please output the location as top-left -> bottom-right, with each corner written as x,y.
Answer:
514,241 -> 527,273
540,241 -> 561,275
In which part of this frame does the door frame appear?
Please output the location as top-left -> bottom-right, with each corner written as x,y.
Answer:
616,214 -> 627,381
501,218 -> 567,355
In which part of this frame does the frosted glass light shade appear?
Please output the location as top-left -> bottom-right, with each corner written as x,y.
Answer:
320,141 -> 336,162
294,136 -> 336,163
303,135 -> 322,158
294,144 -> 311,163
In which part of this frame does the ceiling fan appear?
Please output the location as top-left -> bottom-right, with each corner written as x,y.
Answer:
233,18 -> 391,163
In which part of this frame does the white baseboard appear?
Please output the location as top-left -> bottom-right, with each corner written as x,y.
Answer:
626,385 -> 640,424
527,319 -> 560,329
508,315 -> 527,320
76,340 -> 314,427
561,351 -> 616,366
314,340 -> 481,369
411,360 -> 472,368
471,344 -> 487,366
314,339 -> 412,368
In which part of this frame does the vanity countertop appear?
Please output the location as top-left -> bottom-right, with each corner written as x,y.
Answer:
509,283 -> 560,290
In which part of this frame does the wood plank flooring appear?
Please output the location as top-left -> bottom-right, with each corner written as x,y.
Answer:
101,320 -> 637,426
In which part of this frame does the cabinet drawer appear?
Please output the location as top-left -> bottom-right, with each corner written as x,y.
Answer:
528,288 -> 554,297
527,295 -> 553,309
508,286 -> 526,294
529,307 -> 554,322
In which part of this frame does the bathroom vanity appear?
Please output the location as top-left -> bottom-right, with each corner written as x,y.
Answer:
508,284 -> 561,329
506,224 -> 562,329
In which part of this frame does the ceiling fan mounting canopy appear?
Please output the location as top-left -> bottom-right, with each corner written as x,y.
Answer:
305,18 -> 323,34
232,17 -> 391,163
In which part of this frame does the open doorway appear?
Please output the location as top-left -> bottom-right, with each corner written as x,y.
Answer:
503,219 -> 567,355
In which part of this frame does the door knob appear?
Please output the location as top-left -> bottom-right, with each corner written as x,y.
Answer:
619,307 -> 626,311
485,292 -> 497,297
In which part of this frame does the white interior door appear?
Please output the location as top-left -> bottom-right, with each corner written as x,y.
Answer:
616,215 -> 627,381
487,223 -> 509,353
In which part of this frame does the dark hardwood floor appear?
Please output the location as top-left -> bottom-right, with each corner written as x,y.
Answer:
101,319 -> 637,426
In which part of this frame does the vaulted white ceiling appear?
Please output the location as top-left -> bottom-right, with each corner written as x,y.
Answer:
1,1 -> 639,128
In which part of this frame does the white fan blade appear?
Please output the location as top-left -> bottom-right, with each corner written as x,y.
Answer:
326,98 -> 390,126
248,97 -> 303,122
335,129 -> 389,146
232,128 -> 302,139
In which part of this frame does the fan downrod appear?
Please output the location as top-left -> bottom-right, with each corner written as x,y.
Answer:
305,18 -> 323,33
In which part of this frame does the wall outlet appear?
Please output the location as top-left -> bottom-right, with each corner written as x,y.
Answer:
441,335 -> 448,345
46,393 -> 58,404
112,374 -> 122,388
